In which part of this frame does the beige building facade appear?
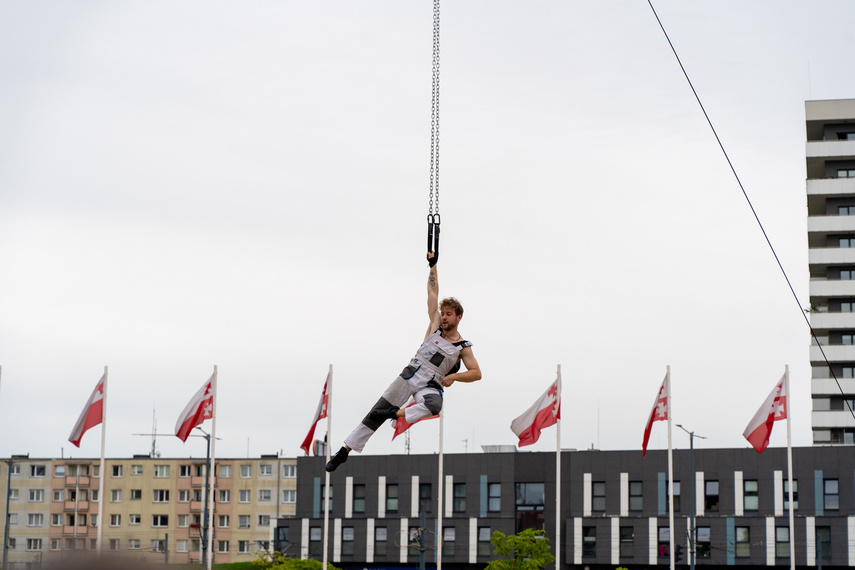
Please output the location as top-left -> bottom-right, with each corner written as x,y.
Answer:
1,454 -> 297,568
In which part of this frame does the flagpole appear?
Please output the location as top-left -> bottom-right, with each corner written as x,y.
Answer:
323,364 -> 333,570
666,366 -> 675,570
437,404 -> 445,570
785,365 -> 795,570
97,366 -> 108,555
207,366 -> 218,570
554,365 -> 562,570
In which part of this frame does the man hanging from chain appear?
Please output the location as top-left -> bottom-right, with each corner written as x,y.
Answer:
325,252 -> 482,472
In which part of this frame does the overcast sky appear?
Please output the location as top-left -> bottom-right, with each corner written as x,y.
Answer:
2,1 -> 855,462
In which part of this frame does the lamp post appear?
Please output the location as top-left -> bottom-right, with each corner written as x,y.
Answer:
676,425 -> 706,570
194,428 -> 212,568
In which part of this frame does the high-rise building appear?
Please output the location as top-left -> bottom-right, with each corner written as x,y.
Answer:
806,98 -> 855,445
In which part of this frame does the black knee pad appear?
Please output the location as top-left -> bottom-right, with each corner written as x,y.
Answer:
361,397 -> 394,431
423,393 -> 443,416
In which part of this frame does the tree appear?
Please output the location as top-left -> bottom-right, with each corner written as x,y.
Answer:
485,528 -> 556,570
252,551 -> 342,570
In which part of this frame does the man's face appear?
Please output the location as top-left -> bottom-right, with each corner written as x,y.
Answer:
440,306 -> 462,330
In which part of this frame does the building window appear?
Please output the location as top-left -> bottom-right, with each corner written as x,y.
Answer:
112,465 -> 123,477
783,480 -> 798,510
54,465 -> 66,477
259,489 -> 272,502
488,483 -> 501,512
657,527 -> 670,557
220,464 -> 232,478
110,514 -> 121,527
51,513 -> 62,526
240,464 -> 252,478
50,538 -> 61,551
419,483 -> 432,513
131,464 -> 143,475
218,541 -> 229,554
592,481 -> 606,511
152,515 -> 168,527
515,482 -> 545,532
453,483 -> 466,512
218,515 -> 229,528
53,489 -> 64,502
309,527 -> 322,556
668,481 -> 681,512
583,526 -> 597,558
824,479 -> 839,510
109,539 -> 120,551
408,527 -> 421,556
816,526 -> 832,560
282,489 -> 296,503
321,486 -> 332,510
440,527 -> 455,556
238,540 -> 250,554
130,489 -> 142,500
153,465 -> 170,478
375,527 -> 387,557
10,464 -> 20,475
29,489 -> 44,502
179,465 -> 192,477
342,527 -> 354,556
704,480 -> 719,511
260,464 -> 273,476
178,514 -> 189,528
619,526 -> 633,558
478,527 -> 492,556
239,490 -> 251,503
26,538 -> 42,551
696,527 -> 711,558
219,489 -> 230,503
775,527 -> 790,558
110,489 -> 122,503
744,480 -> 759,511
31,465 -> 46,478
258,515 -> 270,527
176,540 -> 188,553
282,464 -> 296,478
386,484 -> 398,513
153,490 -> 169,503
353,484 -> 365,513
239,515 -> 250,529
126,514 -> 139,525
27,513 -> 44,527
629,481 -> 643,511
841,268 -> 855,280
838,169 -> 855,178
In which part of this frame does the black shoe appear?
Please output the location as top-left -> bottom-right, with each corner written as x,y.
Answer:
325,447 -> 349,472
368,406 -> 400,422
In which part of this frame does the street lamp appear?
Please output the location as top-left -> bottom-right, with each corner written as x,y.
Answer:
676,425 -> 706,570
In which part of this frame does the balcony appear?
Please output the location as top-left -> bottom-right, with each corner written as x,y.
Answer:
809,279 -> 855,298
191,476 -> 215,487
807,177 -> 855,197
810,344 -> 855,362
65,476 -> 90,487
64,500 -> 89,511
807,215 -> 855,234
809,247 -> 855,265
811,377 -> 855,394
806,139 -> 855,160
63,525 -> 89,536
190,501 -> 204,512
812,410 -> 855,428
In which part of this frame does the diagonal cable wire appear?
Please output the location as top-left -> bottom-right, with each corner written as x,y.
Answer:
646,0 -> 855,421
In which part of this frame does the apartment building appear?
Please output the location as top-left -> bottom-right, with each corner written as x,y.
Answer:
1,454 -> 297,568
806,98 -> 855,444
279,447 -> 855,570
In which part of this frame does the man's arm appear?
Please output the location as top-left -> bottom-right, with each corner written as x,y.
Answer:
441,346 -> 481,387
425,254 -> 441,340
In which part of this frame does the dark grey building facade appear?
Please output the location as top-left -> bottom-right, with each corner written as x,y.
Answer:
276,447 -> 854,569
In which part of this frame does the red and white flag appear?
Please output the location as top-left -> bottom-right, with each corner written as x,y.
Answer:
743,374 -> 787,454
68,373 -> 106,447
175,375 -> 214,443
511,377 -> 561,447
300,372 -> 330,455
642,374 -> 669,456
392,401 -> 439,440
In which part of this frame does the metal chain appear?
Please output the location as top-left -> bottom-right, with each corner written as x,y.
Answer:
428,0 -> 440,218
